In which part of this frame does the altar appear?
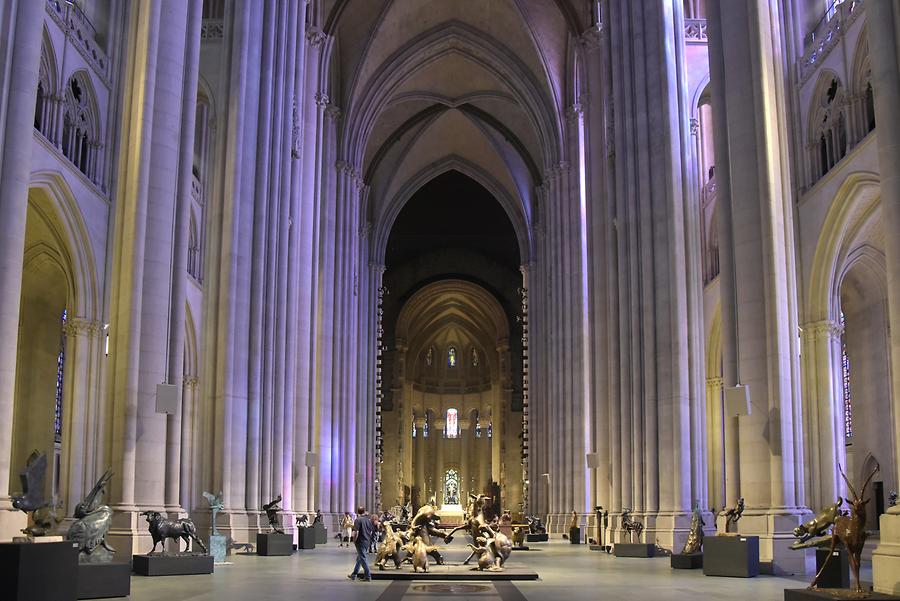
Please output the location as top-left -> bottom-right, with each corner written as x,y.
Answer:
440,503 -> 465,527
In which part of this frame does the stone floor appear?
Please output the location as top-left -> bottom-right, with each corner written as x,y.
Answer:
122,538 -> 874,601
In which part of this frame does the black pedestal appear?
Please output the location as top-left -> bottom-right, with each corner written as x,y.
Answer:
257,533 -> 294,556
614,543 -> 656,558
785,590 -> 900,601
314,523 -> 327,544
132,554 -> 214,576
526,533 -> 548,542
511,546 -> 531,551
703,536 -> 759,578
77,561 -> 132,599
0,541 -> 79,601
569,527 -> 581,544
671,553 -> 703,569
814,548 -> 850,589
589,544 -> 611,552
297,527 -> 316,550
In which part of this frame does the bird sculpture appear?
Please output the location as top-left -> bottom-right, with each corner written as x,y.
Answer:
12,451 -> 60,537
67,470 -> 116,563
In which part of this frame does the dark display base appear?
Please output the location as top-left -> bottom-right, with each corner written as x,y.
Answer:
314,523 -> 327,544
784,590 -> 900,601
526,533 -> 548,542
0,541 -> 79,601
814,548 -> 850,589
614,543 -> 656,558
511,546 -> 531,551
569,527 -> 581,544
297,527 -> 316,550
703,536 -> 759,578
257,533 -> 294,556
590,544 -> 612,552
370,564 -> 539,581
132,554 -> 214,576
78,561 -> 132,599
671,553 -> 703,569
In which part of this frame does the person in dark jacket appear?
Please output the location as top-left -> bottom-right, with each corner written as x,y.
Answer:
348,506 -> 376,581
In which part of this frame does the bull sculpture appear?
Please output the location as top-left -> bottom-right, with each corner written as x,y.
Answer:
790,497 -> 845,549
141,511 -> 208,555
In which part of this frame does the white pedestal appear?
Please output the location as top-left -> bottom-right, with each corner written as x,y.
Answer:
874,511 -> 900,595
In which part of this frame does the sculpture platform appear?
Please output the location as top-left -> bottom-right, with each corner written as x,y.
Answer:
77,561 -> 132,599
257,532 -> 293,556
784,590 -> 900,601
814,548 -> 849,589
614,543 -> 656,558
371,563 -> 539,581
671,552 -> 703,569
526,533 -> 548,542
0,540 -> 79,601
703,535 -> 759,578
133,554 -> 214,576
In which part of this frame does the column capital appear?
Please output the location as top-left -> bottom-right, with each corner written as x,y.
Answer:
183,375 -> 199,389
64,317 -> 102,338
414,417 -> 427,428
801,319 -> 843,341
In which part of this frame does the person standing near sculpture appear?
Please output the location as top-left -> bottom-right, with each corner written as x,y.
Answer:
340,511 -> 353,548
348,506 -> 376,581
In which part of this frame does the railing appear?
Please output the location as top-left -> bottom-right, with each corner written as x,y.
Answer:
201,19 -> 225,41
684,18 -> 707,44
799,0 -> 864,84
45,0 -> 111,86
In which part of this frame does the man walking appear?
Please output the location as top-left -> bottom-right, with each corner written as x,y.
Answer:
348,506 -> 376,581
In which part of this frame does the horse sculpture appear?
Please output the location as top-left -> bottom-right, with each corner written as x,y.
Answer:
620,509 -> 644,543
811,463 -> 880,593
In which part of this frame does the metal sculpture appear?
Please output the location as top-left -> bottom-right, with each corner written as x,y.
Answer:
725,497 -> 745,533
526,515 -> 546,534
810,463 -> 880,593
142,511 -> 208,554
263,495 -> 284,534
405,500 -> 451,565
296,513 -> 309,528
202,491 -> 224,535
12,451 -> 60,537
446,494 -> 490,563
467,526 -> 511,571
681,500 -> 705,554
512,526 -> 526,547
401,536 -> 440,573
66,470 -> 115,563
375,522 -> 407,570
313,509 -> 323,524
621,509 -> 644,543
790,498 -> 845,549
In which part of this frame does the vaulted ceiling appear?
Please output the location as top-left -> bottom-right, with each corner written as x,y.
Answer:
318,0 -> 594,263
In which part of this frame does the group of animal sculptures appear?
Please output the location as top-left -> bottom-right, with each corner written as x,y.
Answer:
374,494 -> 513,572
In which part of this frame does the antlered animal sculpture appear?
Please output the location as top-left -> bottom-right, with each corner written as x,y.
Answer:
810,463 -> 879,593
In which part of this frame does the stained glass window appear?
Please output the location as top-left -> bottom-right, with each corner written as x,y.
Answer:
412,418 -> 417,438
54,309 -> 67,444
446,408 -> 458,438
426,347 -> 433,366
475,414 -> 482,438
840,312 -> 852,442
423,415 -> 429,438
487,422 -> 493,438
448,346 -> 457,367
472,348 -> 479,367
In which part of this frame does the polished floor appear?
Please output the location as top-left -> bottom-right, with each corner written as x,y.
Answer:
123,538 -> 872,601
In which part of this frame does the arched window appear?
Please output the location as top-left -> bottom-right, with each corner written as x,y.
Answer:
841,312 -> 853,442
447,346 -> 457,367
412,418 -> 417,438
423,414 -> 429,438
864,81 -> 876,133
446,408 -> 458,438
54,309 -> 67,445
475,413 -> 482,438
809,76 -> 847,184
425,347 -> 433,367
35,30 -> 56,139
61,74 -> 100,182
471,347 -> 479,367
188,211 -> 202,282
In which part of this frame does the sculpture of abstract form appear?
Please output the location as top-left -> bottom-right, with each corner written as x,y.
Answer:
722,497 -> 744,534
263,495 -> 284,534
142,511 -> 208,555
66,470 -> 115,563
621,509 -> 644,543
681,500 -> 705,555
810,463 -> 880,594
11,451 -> 60,537
789,497 -> 845,549
202,491 -> 224,536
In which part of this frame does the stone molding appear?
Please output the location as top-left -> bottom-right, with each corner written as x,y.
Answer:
63,317 -> 101,338
801,319 -> 844,341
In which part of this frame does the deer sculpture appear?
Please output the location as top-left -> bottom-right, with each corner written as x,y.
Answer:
810,462 -> 880,593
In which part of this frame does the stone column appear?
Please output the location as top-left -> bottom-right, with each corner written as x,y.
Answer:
0,0 -> 45,540
706,0 -> 809,575
705,377 -> 725,511
434,417 -> 446,505
415,417 -> 426,501
864,2 -> 900,594
459,418 -> 470,500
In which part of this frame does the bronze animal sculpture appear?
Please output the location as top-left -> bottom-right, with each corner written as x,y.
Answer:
723,497 -> 744,534
12,451 -> 60,537
375,521 -> 407,570
202,491 -> 224,536
405,501 -> 451,564
621,509 -> 644,543
142,511 -> 208,554
445,494 -> 494,565
512,526 -> 526,547
468,536 -> 497,571
467,527 -> 511,571
681,500 -> 704,554
263,495 -> 284,534
401,535 -> 440,573
811,463 -> 880,594
790,497 -> 845,549
67,470 -> 115,563
527,515 -> 546,534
